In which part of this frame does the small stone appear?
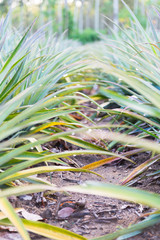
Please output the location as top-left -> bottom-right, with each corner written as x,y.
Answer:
18,195 -> 32,201
41,209 -> 53,219
76,198 -> 86,208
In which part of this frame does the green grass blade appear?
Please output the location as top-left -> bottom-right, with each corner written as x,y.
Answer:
0,218 -> 87,240
62,181 -> 160,209
121,154 -> 160,185
0,149 -> 127,180
99,88 -> 160,118
0,166 -> 102,185
0,21 -> 34,75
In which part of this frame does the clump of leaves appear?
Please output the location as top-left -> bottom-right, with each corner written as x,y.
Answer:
0,15 -> 107,240
82,1 -> 160,238
0,14 -> 135,240
93,0 -> 160,179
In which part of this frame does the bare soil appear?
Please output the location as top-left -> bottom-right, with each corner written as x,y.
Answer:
1,150 -> 160,240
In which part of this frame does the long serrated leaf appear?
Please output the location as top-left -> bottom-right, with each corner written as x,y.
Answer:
0,208 -> 23,220
62,181 -> 160,209
0,218 -> 87,240
121,154 -> 160,185
0,166 -> 102,185
0,20 -> 35,79
82,148 -> 143,170
0,149 -> 126,180
99,88 -> 160,118
0,197 -> 30,240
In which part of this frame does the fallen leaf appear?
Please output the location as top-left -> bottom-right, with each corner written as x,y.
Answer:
21,210 -> 43,221
58,207 -> 75,218
121,204 -> 132,210
18,195 -> 32,201
0,225 -> 17,232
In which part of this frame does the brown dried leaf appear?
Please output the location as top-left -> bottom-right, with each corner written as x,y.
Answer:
58,207 -> 75,218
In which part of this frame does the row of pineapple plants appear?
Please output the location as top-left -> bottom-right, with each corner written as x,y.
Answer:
0,2 -> 160,239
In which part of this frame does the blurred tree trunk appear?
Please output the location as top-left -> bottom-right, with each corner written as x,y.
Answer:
39,2 -> 44,28
48,0 -> 56,35
79,0 -> 84,33
7,0 -> 12,30
95,0 -> 100,31
74,0 -> 78,30
64,0 -> 68,10
140,0 -> 145,16
100,0 -> 104,30
134,0 -> 139,14
19,0 -> 24,31
113,0 -> 119,33
64,0 -> 68,35
58,0 -> 63,34
154,0 -> 160,29
85,1 -> 91,29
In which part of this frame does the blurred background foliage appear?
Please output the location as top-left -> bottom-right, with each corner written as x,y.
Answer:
0,0 -> 160,43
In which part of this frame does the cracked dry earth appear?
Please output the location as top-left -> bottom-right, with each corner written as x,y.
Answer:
1,151 -> 160,240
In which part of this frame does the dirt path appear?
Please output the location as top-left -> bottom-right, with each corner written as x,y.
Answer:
2,151 -> 160,240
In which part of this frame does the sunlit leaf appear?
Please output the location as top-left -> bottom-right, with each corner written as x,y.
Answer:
0,198 -> 30,240
0,218 -> 87,240
121,154 -> 160,185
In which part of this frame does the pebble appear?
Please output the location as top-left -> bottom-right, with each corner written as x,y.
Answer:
41,209 -> 53,219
